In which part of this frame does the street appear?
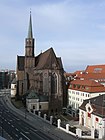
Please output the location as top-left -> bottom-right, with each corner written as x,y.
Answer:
0,97 -> 54,140
0,95 -> 79,140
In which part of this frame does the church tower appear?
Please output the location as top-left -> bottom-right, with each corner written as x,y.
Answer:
25,11 -> 35,68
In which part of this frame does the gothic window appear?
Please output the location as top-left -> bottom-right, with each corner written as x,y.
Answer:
21,83 -> 23,95
51,73 -> 57,94
26,73 -> 30,90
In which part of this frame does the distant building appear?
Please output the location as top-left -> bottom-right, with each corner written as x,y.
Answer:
11,78 -> 16,98
0,70 -> 15,89
16,12 -> 65,114
74,64 -> 105,85
68,79 -> 105,117
79,95 -> 105,137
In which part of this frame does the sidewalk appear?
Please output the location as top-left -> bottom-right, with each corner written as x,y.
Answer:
5,95 -> 77,140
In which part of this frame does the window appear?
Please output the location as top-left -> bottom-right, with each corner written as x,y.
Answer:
88,113 -> 91,118
70,84 -> 72,88
39,105 -> 41,109
73,84 -> 76,88
86,87 -> 89,90
77,85 -> 80,89
96,117 -> 99,122
69,101 -> 71,104
72,91 -> 75,94
33,106 -> 35,109
82,85 -> 85,89
93,68 -> 102,73
72,97 -> 75,100
76,92 -> 79,95
69,91 -> 71,94
51,73 -> 57,94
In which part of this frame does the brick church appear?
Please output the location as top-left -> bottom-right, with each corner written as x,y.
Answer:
16,12 -> 65,113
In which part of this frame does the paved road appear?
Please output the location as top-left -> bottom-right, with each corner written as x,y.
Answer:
0,94 -> 79,140
0,97 -> 55,140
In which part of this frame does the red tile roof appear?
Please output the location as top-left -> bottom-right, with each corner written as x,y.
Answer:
69,79 -> 105,93
77,73 -> 105,80
85,64 -> 105,73
64,72 -> 75,77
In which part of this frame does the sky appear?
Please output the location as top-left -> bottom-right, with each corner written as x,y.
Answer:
1,0 -> 105,72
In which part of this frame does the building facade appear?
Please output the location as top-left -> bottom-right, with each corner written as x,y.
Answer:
26,90 -> 49,112
68,79 -> 105,116
0,70 -> 15,89
11,78 -> 16,98
74,64 -> 105,86
79,95 -> 105,137
16,13 -> 64,114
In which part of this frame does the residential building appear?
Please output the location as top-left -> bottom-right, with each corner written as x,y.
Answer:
79,95 -> 105,137
16,12 -> 65,114
68,79 -> 105,116
75,64 -> 105,85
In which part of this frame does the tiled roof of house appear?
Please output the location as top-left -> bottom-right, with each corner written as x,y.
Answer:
85,64 -> 105,73
74,70 -> 84,76
79,95 -> 105,117
77,73 -> 105,80
69,79 -> 105,93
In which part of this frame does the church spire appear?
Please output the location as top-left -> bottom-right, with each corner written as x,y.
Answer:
28,11 -> 33,38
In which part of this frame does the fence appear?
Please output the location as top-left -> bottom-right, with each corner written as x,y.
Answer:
30,110 -> 103,139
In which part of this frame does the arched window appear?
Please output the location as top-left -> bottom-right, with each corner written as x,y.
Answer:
26,73 -> 30,90
51,73 -> 57,94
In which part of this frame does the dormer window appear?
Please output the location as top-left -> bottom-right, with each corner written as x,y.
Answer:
73,84 -> 76,88
77,85 -> 80,89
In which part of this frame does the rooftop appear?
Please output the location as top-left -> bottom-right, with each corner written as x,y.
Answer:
69,79 -> 105,93
79,94 -> 105,117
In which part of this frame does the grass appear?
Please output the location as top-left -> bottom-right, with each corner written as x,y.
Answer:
11,98 -> 24,109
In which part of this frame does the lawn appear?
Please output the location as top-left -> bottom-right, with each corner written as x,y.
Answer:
11,98 -> 24,109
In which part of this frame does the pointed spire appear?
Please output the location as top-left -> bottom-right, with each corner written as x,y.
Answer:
28,10 -> 33,38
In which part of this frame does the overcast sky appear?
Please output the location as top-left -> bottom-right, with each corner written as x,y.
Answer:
1,0 -> 105,72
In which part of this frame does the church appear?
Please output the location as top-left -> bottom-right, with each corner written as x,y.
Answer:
16,12 -> 65,113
